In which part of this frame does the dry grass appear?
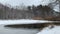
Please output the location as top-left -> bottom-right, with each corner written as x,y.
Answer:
33,16 -> 60,21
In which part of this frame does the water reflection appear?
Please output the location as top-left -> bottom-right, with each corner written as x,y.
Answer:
0,25 -> 39,34
4,22 -> 60,29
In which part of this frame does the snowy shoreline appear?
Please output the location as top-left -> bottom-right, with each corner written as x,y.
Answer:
37,25 -> 60,34
0,19 -> 59,25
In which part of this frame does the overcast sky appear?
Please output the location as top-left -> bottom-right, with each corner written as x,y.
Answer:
0,0 -> 59,12
0,0 -> 56,6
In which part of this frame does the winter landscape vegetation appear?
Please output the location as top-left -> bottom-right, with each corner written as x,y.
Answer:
0,0 -> 60,34
0,0 -> 59,21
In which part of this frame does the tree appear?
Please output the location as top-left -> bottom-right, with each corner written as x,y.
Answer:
27,6 -> 31,10
48,0 -> 60,17
36,5 -> 53,17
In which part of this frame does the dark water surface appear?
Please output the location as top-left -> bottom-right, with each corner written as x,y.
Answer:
0,25 -> 39,34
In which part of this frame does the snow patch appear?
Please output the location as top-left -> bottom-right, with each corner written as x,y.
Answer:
0,19 -> 54,25
37,25 -> 60,34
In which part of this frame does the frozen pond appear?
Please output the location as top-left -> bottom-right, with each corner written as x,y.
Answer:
0,19 -> 53,34
0,25 -> 39,34
0,20 -> 59,34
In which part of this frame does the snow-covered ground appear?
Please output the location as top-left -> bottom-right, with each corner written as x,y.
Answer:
37,25 -> 60,34
0,19 -> 58,25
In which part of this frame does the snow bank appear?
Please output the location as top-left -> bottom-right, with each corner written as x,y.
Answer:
37,25 -> 60,34
0,19 -> 55,25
